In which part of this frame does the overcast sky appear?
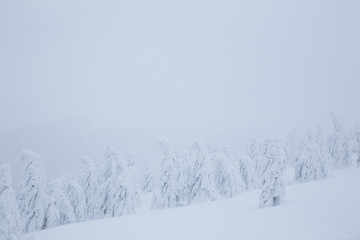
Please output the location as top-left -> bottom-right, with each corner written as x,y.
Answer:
1,0 -> 360,135
1,0 -> 360,182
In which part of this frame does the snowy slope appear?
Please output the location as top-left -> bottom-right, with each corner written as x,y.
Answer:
26,168 -> 360,240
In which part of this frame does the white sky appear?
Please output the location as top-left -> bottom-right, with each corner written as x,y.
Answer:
1,0 -> 360,133
0,0 -> 360,182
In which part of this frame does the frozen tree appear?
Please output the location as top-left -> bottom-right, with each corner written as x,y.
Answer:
295,130 -> 328,183
142,166 -> 155,192
337,133 -> 352,168
259,138 -> 286,208
124,151 -> 141,207
80,156 -> 100,220
237,155 -> 256,190
186,141 -> 217,204
285,129 -> 305,167
355,125 -> 360,167
0,164 -> 21,240
49,179 -> 76,225
213,153 -> 245,198
100,148 -> 137,217
151,139 -> 181,209
17,149 -> 59,233
328,112 -> 342,168
65,178 -> 87,222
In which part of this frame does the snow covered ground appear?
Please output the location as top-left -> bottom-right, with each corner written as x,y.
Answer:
26,168 -> 360,240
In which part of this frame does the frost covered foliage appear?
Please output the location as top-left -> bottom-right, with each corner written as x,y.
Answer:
186,142 -> 217,204
327,112 -> 352,169
237,156 -> 256,190
285,130 -> 305,167
80,156 -> 100,220
124,152 -> 141,207
258,138 -> 286,208
17,149 -> 59,233
0,164 -> 20,240
65,179 -> 87,222
152,139 -> 181,209
100,149 -> 137,217
49,179 -> 76,225
295,137 -> 328,183
213,153 -> 245,198
355,126 -> 360,167
142,167 -> 155,192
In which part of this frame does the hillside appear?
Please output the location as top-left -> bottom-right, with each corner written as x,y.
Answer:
26,168 -> 360,240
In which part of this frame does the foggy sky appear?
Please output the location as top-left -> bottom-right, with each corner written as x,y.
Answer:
1,0 -> 360,134
1,0 -> 360,183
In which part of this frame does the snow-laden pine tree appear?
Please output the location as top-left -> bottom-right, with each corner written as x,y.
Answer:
213,153 -> 245,198
285,129 -> 305,167
142,166 -> 155,192
296,143 -> 328,182
258,138 -> 286,208
237,155 -> 256,190
124,151 -> 141,207
186,141 -> 217,204
17,149 -> 59,233
295,129 -> 328,182
80,156 -> 100,220
337,133 -> 352,168
65,178 -> 87,222
355,125 -> 360,168
328,112 -> 342,168
151,139 -> 181,209
49,178 -> 76,225
0,164 -> 21,240
100,148 -> 137,217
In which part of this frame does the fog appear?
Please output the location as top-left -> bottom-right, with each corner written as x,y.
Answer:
0,0 -> 359,183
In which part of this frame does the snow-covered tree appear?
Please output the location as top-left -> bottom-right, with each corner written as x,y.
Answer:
142,166 -> 155,192
355,125 -> 360,168
100,148 -> 137,217
295,131 -> 328,182
213,153 -> 245,198
65,178 -> 87,222
124,151 -> 141,207
186,141 -> 217,204
151,139 -> 181,209
49,179 -> 76,225
285,129 -> 305,167
80,156 -> 100,220
237,155 -> 256,190
259,138 -> 286,208
0,164 -> 21,240
17,149 -> 59,233
328,112 -> 342,168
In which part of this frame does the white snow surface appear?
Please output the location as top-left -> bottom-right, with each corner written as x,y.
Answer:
26,168 -> 360,240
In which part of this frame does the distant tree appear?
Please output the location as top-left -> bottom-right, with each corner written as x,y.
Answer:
328,112 -> 342,168
259,138 -> 286,208
237,155 -> 256,190
151,139 -> 181,209
80,156 -> 101,220
338,133 -> 352,168
213,153 -> 245,198
187,141 -> 217,204
100,148 -> 137,217
0,164 -> 21,240
142,166 -> 155,192
295,129 -> 328,182
355,125 -> 360,168
65,178 -> 87,222
124,151 -> 141,207
17,149 -> 59,233
49,178 -> 76,225
285,129 -> 305,167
